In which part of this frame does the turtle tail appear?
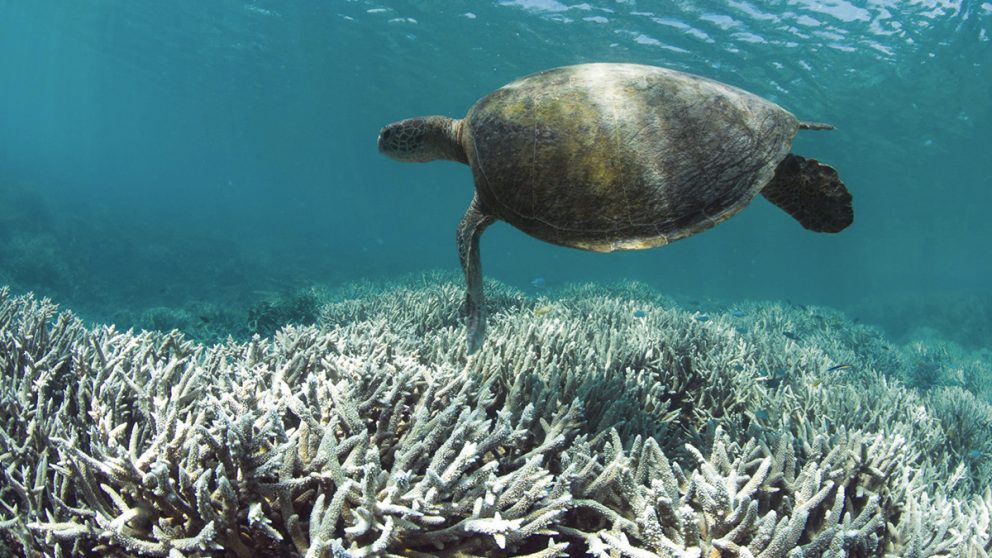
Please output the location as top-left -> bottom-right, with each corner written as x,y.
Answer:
762,154 -> 853,233
799,121 -> 834,131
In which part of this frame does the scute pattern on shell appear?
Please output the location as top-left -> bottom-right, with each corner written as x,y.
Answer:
463,63 -> 799,251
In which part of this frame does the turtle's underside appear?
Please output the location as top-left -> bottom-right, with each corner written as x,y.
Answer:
378,63 -> 853,353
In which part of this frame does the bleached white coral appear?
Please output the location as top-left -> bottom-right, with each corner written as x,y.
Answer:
1,279 -> 989,557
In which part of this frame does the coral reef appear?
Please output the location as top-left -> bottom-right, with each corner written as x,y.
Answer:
0,178 -> 337,345
851,291 -> 992,351
0,180 -> 72,298
1,277 -> 991,557
129,287 -> 326,345
927,387 -> 992,486
246,287 -> 324,339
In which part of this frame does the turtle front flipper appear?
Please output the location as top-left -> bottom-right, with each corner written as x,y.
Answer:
762,154 -> 854,233
457,197 -> 496,354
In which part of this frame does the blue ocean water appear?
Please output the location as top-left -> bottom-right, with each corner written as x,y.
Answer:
0,0 -> 989,344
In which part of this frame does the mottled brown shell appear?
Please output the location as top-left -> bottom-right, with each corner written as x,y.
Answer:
461,63 -> 800,251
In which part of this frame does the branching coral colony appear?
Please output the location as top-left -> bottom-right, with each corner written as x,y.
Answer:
1,277 -> 991,557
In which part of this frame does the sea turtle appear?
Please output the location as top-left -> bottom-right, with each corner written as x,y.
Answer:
377,63 -> 853,353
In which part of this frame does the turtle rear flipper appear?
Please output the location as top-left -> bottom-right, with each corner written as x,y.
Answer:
762,154 -> 853,233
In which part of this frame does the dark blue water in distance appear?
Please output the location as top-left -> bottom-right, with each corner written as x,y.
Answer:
1,0 -> 990,345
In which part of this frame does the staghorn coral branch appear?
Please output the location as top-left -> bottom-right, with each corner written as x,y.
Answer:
1,278 -> 990,557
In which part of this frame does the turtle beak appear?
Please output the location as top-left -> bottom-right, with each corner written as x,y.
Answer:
376,128 -> 387,153
377,124 -> 396,155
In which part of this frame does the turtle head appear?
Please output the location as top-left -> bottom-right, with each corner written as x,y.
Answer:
378,116 -> 467,164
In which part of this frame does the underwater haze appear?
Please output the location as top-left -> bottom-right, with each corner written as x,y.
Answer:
5,2 -> 992,556
1,0 -> 990,343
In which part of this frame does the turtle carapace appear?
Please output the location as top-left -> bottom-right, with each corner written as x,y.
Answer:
378,63 -> 854,353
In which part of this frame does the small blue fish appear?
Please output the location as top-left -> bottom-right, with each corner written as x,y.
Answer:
783,331 -> 800,341
762,368 -> 787,389
731,310 -> 746,318
694,313 -> 710,323
735,326 -> 748,335
754,409 -> 770,421
826,363 -> 853,372
530,276 -> 546,289
633,309 -> 647,319
968,450 -> 983,459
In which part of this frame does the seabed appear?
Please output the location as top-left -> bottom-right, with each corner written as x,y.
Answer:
1,274 -> 990,557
